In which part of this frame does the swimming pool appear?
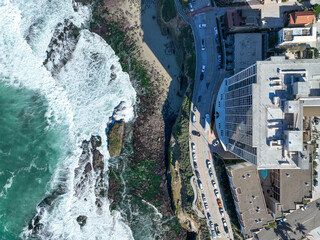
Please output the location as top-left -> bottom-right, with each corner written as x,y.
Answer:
261,169 -> 268,179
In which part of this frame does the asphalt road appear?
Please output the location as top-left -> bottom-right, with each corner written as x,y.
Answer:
174,0 -> 233,238
256,199 -> 320,240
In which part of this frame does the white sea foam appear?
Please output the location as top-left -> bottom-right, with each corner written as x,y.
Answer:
0,172 -> 15,199
0,0 -> 136,239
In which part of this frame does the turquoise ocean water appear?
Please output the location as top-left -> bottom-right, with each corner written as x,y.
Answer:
0,83 -> 66,239
0,0 -> 166,238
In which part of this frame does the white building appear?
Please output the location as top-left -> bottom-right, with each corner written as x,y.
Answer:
278,25 -> 317,48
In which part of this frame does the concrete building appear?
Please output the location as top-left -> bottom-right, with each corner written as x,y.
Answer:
278,25 -> 317,48
227,162 -> 273,239
259,166 -> 313,218
234,33 -> 263,73
215,57 -> 320,169
225,9 -> 261,33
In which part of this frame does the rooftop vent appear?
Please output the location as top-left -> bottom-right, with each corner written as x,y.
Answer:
247,173 -> 251,177
286,173 -> 290,177
242,175 -> 246,179
252,195 -> 256,199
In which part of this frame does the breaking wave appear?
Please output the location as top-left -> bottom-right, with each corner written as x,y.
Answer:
0,0 -> 136,239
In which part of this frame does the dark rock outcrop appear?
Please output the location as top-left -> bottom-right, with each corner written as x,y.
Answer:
93,150 -> 104,171
27,136 -> 107,237
43,19 -> 80,76
76,215 -> 87,227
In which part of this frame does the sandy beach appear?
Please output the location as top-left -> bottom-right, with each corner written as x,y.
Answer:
105,0 -> 184,113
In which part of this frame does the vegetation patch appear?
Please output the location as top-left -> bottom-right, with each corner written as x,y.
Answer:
89,1 -> 152,95
313,4 -> 320,17
179,0 -> 191,9
266,221 -> 277,229
126,157 -> 162,202
162,0 -> 177,22
178,26 -> 196,80
107,121 -> 125,158
107,166 -> 122,211
171,95 -> 194,212
168,93 -> 210,237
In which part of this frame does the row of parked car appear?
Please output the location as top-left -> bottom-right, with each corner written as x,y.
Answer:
190,106 -> 227,238
193,147 -> 228,238
214,26 -> 223,70
205,159 -> 229,238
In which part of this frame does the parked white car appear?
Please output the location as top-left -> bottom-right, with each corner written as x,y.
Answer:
188,2 -> 194,11
199,23 -> 207,28
206,159 -> 211,169
198,180 -> 203,191
202,193 -> 207,203
192,113 -> 196,123
214,189 -> 220,198
211,180 -> 217,189
191,142 -> 196,152
208,169 -> 213,178
219,208 -> 224,217
213,140 -> 219,147
214,27 -> 218,35
204,202 -> 209,210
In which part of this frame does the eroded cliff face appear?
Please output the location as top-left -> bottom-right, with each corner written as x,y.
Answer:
156,0 -> 196,82
87,0 -> 188,238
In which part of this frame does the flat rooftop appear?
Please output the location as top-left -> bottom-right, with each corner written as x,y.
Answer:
253,57 -> 320,169
282,27 -> 312,41
259,165 -> 312,218
227,162 -> 273,238
234,33 -> 262,73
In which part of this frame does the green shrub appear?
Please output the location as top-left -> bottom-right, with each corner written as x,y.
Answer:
162,0 -> 177,22
313,4 -> 320,18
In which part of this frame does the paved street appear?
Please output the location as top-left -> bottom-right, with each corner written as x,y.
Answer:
256,199 -> 320,240
175,0 -> 234,238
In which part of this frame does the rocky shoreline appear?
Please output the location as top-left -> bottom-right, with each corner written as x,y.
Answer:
27,136 -> 106,236
84,0 -> 197,238
24,0 -> 198,238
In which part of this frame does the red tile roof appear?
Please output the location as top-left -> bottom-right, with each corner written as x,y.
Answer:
289,11 -> 315,25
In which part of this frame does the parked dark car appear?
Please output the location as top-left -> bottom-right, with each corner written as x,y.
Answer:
200,72 -> 204,81
192,130 -> 200,137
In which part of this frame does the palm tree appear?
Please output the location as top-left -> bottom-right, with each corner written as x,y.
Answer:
295,222 -> 307,235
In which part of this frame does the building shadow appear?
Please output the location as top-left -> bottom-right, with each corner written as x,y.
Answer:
140,0 -> 189,164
